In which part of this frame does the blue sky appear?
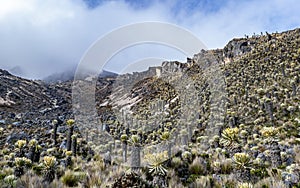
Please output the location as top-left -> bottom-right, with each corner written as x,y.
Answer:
84,0 -> 225,12
0,0 -> 300,78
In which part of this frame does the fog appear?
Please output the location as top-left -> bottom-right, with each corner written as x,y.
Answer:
0,0 -> 300,79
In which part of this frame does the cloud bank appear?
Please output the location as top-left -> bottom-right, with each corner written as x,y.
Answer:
0,0 -> 300,78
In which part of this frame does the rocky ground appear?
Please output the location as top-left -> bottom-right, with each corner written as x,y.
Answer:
0,28 -> 300,187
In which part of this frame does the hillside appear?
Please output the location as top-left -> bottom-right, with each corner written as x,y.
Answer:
0,69 -> 73,120
0,28 -> 299,187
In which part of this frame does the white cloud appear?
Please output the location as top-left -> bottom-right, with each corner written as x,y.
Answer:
0,0 -> 299,78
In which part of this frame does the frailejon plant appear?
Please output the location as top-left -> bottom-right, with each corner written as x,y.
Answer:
15,140 -> 26,149
66,119 -> 75,151
233,153 -> 252,170
15,140 -> 26,157
42,156 -> 56,182
52,119 -> 58,146
144,151 -> 168,177
130,135 -> 141,170
238,182 -> 253,188
260,126 -> 278,144
120,134 -> 128,163
71,135 -> 77,156
65,151 -> 73,167
260,126 -> 278,138
161,131 -> 172,159
233,152 -> 253,182
67,119 -> 75,151
28,139 -> 40,163
14,157 -> 31,177
220,127 -> 239,148
3,175 -> 17,187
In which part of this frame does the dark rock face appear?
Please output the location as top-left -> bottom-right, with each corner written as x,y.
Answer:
0,69 -> 11,76
223,39 -> 255,58
6,132 -> 29,144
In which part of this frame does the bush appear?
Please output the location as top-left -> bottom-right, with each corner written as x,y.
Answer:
189,157 -> 207,175
61,170 -> 80,187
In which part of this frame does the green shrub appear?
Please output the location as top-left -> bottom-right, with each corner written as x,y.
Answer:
61,170 -> 85,187
189,157 -> 207,175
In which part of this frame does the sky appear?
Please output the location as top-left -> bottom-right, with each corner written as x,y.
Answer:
0,0 -> 300,79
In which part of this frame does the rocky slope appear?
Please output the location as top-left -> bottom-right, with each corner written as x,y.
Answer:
92,28 -> 300,186
0,69 -> 71,120
0,28 -> 299,187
